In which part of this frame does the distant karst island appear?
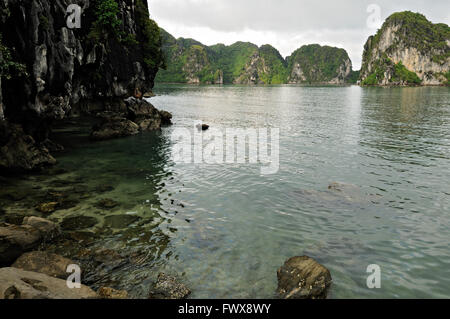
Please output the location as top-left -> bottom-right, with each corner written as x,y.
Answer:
156,11 -> 449,87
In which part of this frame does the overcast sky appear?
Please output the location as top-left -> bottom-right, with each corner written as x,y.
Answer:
147,0 -> 450,69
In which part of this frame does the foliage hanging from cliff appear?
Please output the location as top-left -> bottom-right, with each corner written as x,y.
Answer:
362,55 -> 421,86
135,0 -> 165,71
0,34 -> 27,80
88,0 -> 124,42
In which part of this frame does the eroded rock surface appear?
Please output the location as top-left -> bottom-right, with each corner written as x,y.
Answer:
277,256 -> 332,299
148,273 -> 191,299
12,251 -> 73,279
0,268 -> 97,299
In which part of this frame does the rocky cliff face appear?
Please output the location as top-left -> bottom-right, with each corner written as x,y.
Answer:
360,12 -> 450,86
286,44 -> 353,84
0,0 -> 167,171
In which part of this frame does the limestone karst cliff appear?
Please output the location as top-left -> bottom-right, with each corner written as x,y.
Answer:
360,11 -> 450,86
0,0 -> 168,171
156,29 -> 355,85
286,44 -> 353,84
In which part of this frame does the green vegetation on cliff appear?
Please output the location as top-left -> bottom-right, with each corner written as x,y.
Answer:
286,44 -> 352,83
0,34 -> 26,80
156,30 -> 354,84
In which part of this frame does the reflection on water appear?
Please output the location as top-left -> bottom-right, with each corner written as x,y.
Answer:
1,85 -> 449,299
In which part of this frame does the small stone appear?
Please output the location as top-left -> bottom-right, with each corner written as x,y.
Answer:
148,273 -> 191,299
12,251 -> 74,279
196,124 -> 209,131
35,202 -> 59,214
97,287 -> 128,299
277,256 -> 332,299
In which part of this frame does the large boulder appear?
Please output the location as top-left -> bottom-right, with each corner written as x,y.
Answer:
0,268 -> 97,299
148,273 -> 191,299
23,216 -> 61,241
12,251 -> 74,279
0,224 -> 42,266
159,110 -> 173,125
277,256 -> 332,299
0,123 -> 56,172
90,117 -> 140,141
125,97 -> 162,131
0,217 -> 60,266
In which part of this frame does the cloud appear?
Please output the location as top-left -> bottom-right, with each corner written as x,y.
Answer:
148,0 -> 450,69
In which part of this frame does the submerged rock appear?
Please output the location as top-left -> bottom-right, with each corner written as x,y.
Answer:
35,202 -> 59,214
12,251 -> 74,279
0,268 -> 97,299
277,256 -> 332,299
94,184 -> 115,194
148,273 -> 191,299
104,215 -> 141,229
97,287 -> 128,299
61,216 -> 98,231
96,199 -> 119,210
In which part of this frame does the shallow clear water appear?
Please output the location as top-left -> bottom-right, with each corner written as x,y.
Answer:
148,85 -> 450,299
4,84 -> 450,298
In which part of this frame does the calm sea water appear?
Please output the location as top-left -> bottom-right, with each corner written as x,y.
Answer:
26,85 -> 450,298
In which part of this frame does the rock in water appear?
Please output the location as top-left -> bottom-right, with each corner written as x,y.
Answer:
0,268 -> 97,299
0,123 -> 56,172
0,224 -> 42,266
90,118 -> 140,141
196,124 -> 210,131
22,216 -> 60,241
277,256 -> 332,299
61,216 -> 98,231
0,217 -> 60,265
12,251 -> 74,279
159,111 -> 173,125
97,287 -> 129,299
148,273 -> 191,299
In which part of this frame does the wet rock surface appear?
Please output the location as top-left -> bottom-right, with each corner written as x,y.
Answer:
277,256 -> 332,299
0,224 -> 42,266
91,118 -> 140,141
0,217 -> 60,265
0,123 -> 56,172
97,287 -> 129,299
0,268 -> 97,299
148,273 -> 191,299
12,251 -> 73,279
61,216 -> 99,231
